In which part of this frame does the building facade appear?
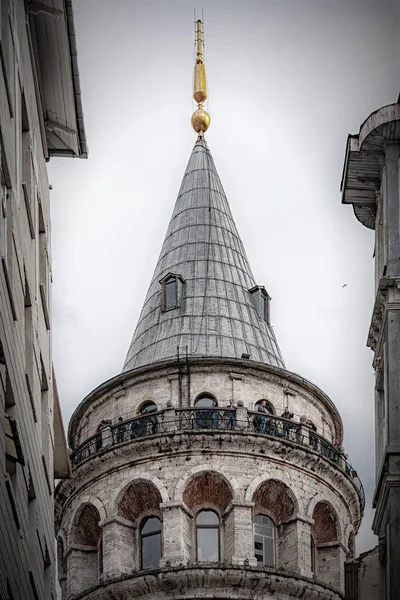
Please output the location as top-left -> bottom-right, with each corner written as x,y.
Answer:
341,101 -> 400,600
0,0 -> 86,598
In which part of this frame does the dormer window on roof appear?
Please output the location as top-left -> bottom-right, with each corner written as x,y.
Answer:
160,273 -> 185,312
249,286 -> 270,325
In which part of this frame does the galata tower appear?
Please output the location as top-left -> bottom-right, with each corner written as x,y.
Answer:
55,20 -> 364,600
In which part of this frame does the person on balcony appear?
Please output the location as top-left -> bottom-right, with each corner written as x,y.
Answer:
224,400 -> 236,429
211,399 -> 219,429
281,407 -> 294,438
306,418 -> 318,450
115,416 -> 126,443
256,400 -> 269,433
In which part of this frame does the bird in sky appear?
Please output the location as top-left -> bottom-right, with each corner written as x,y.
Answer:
342,284 -> 348,288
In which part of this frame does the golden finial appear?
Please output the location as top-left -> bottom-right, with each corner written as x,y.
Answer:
191,18 -> 210,135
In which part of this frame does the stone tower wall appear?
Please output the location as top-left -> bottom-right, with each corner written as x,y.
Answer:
56,361 -> 361,600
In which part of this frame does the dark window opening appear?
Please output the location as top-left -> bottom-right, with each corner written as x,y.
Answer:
254,399 -> 274,415
195,394 -> 217,408
141,517 -> 162,569
160,273 -> 185,312
165,279 -> 177,309
139,401 -> 157,414
249,286 -> 270,324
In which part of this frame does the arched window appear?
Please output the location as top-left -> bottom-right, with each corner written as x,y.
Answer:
196,510 -> 220,562
139,401 -> 157,414
254,514 -> 275,566
140,517 -> 162,569
195,394 -> 217,408
195,394 -> 218,429
255,399 -> 274,415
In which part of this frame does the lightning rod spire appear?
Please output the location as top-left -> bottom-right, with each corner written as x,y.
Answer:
191,17 -> 210,136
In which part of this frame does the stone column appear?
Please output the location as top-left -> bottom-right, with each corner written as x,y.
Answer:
100,515 -> 136,577
66,544 -> 98,597
235,402 -> 248,432
278,516 -> 313,577
224,502 -> 257,566
317,542 -> 346,592
162,404 -> 177,434
100,424 -> 113,448
159,502 -> 192,565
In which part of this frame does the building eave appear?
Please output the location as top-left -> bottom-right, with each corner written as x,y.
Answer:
341,102 -> 400,229
53,368 -> 71,479
28,0 -> 88,159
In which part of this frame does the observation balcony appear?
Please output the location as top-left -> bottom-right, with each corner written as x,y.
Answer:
70,407 -> 364,511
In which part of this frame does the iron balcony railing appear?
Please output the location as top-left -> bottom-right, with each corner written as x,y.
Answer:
70,407 -> 364,511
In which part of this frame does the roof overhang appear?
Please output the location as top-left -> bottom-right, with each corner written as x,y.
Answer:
53,368 -> 71,479
27,0 -> 87,159
341,103 -> 400,229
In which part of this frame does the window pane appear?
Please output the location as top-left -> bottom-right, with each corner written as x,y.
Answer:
197,528 -> 219,562
254,515 -> 275,566
142,531 -> 161,569
196,510 -> 219,526
165,280 -> 177,308
142,517 -> 161,535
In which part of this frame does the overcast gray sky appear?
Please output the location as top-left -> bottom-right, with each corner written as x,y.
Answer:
49,0 -> 400,554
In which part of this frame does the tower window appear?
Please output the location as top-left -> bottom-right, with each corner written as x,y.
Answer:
254,514 -> 275,566
159,273 -> 185,311
249,286 -> 270,324
196,510 -> 220,562
138,401 -> 157,414
141,516 -> 162,569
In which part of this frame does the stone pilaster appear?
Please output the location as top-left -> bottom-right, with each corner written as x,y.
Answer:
317,542 -> 346,591
100,516 -> 136,577
279,517 -> 313,577
224,502 -> 257,566
66,544 -> 98,598
159,502 -> 192,565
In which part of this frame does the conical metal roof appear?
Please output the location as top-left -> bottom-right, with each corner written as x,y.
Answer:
123,137 -> 285,372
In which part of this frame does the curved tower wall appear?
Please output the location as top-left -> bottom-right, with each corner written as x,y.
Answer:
56,360 -> 362,600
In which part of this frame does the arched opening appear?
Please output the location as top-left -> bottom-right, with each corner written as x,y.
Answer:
183,471 -> 233,562
194,393 -> 217,407
183,471 -> 233,513
252,480 -> 296,568
138,401 -> 157,415
254,399 -> 274,415
118,480 -> 163,570
196,510 -> 220,562
194,394 -> 218,429
311,501 -> 340,587
118,480 -> 162,522
254,514 -> 275,566
71,504 -> 102,590
140,516 -> 162,569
